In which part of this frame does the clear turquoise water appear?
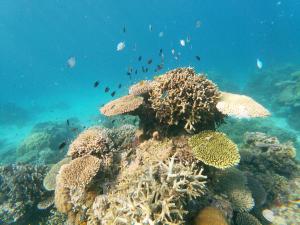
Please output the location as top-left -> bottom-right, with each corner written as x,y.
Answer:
0,0 -> 300,159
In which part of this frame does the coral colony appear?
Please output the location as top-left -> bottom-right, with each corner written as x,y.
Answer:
1,67 -> 299,224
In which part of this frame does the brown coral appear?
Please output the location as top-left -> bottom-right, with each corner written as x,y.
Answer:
43,157 -> 71,191
57,155 -> 101,189
55,155 -> 101,214
67,127 -> 113,159
216,92 -> 270,118
194,207 -> 228,225
149,67 -> 222,133
129,80 -> 154,96
188,131 -> 240,169
100,94 -> 143,117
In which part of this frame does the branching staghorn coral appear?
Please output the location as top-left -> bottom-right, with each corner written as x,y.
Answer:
92,155 -> 207,224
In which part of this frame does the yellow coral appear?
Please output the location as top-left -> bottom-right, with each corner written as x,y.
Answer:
100,94 -> 143,117
68,127 -> 113,159
188,131 -> 240,169
216,92 -> 270,118
195,207 -> 228,225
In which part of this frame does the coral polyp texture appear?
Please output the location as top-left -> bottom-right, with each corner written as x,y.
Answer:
235,212 -> 262,225
129,80 -> 154,96
216,92 -> 270,118
68,126 -> 114,159
194,207 -> 228,225
100,94 -> 144,116
188,131 -> 240,169
149,67 -> 222,132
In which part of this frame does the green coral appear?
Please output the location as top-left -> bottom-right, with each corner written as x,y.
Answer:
188,131 -> 240,169
235,212 -> 262,225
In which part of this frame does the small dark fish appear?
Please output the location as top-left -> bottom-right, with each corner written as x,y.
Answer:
94,81 -> 100,88
71,127 -> 78,132
66,119 -> 70,126
138,56 -> 142,61
111,119 -> 116,124
111,91 -> 116,97
159,48 -> 163,56
135,69 -> 138,75
58,142 -> 66,150
157,64 -> 163,71
127,71 -> 131,76
142,66 -> 145,72
145,68 -> 149,72
123,25 -> 126,33
147,59 -> 152,64
118,84 -> 122,88
105,87 -> 110,92
101,103 -> 105,107
195,56 -> 201,61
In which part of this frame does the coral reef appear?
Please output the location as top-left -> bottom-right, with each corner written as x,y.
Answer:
100,94 -> 144,117
129,80 -> 154,96
227,188 -> 255,212
235,212 -> 262,225
91,155 -> 207,224
16,120 -> 81,164
101,67 -> 269,138
241,132 -> 298,177
188,131 -> 240,169
68,126 -> 114,159
149,67 -> 222,133
43,157 -> 71,191
216,92 -> 270,118
194,207 -> 228,225
0,164 -> 49,224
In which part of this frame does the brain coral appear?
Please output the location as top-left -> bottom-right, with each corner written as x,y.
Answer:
68,127 -> 114,159
216,92 -> 270,118
149,67 -> 222,133
100,94 -> 143,117
235,212 -> 262,225
188,131 -> 240,169
43,157 -> 71,191
194,207 -> 228,225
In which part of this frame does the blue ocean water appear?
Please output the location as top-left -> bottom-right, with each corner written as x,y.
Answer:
0,0 -> 300,156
